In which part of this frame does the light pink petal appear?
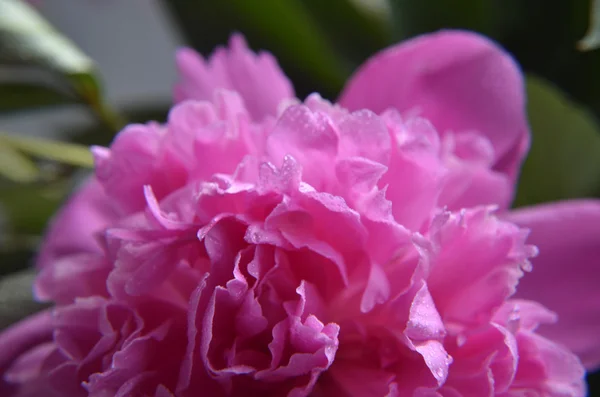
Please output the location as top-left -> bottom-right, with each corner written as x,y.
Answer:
175,34 -> 295,121
37,178 -> 118,269
493,299 -> 558,333
404,282 -> 445,342
443,324 -> 518,396
510,332 -> 586,396
337,109 -> 391,166
168,92 -> 254,182
506,200 -> 600,370
439,132 -> 513,210
339,30 -> 529,185
380,114 -> 446,230
266,104 -> 339,190
93,123 -> 189,215
427,207 -> 535,327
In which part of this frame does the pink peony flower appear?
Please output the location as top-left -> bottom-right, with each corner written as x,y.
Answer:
2,31 -> 599,397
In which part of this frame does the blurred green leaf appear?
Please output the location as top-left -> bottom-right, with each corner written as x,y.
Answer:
578,0 -> 600,51
227,0 -> 351,92
0,268 -> 48,330
0,134 -> 93,168
301,0 -> 392,66
165,0 -> 351,98
349,0 -> 392,22
0,0 -> 93,71
388,0 -> 496,39
514,76 -> 600,206
0,0 -> 122,130
0,180 -> 67,235
0,140 -> 39,183
0,82 -> 76,113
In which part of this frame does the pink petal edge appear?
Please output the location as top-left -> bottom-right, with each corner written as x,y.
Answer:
339,30 -> 530,190
506,199 -> 600,370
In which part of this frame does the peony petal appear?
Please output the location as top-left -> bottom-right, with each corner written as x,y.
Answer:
439,132 -> 513,211
37,178 -> 117,269
93,123 -> 188,214
427,207 -> 534,327
175,34 -> 295,121
0,310 -> 53,376
339,30 -> 529,185
511,332 -> 586,396
34,253 -> 110,304
266,104 -> 338,191
506,200 -> 600,370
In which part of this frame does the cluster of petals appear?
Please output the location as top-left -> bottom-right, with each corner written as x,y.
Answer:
1,31 -> 599,397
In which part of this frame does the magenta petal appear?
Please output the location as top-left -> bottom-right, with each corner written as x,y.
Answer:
507,200 -> 600,370
175,34 -> 295,121
339,30 -> 529,184
37,178 -> 117,269
0,311 -> 53,376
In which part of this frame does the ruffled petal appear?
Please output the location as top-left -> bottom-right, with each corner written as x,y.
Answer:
506,200 -> 600,370
339,30 -> 529,187
175,34 -> 295,121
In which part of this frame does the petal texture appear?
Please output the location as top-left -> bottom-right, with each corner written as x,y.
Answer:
175,34 -> 295,121
339,30 -> 529,201
0,32 -> 588,397
507,200 -> 600,371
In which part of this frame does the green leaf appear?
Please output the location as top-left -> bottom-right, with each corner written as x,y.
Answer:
388,0 -> 496,40
0,0 -> 122,130
301,0 -> 392,66
164,0 -> 351,98
227,0 -> 351,92
0,180 -> 67,235
0,268 -> 48,331
578,0 -> 600,51
0,0 -> 93,71
514,76 -> 600,206
0,82 -> 76,113
0,134 -> 93,168
0,139 -> 39,183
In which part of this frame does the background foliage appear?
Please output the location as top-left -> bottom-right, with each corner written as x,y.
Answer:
1,0 -> 599,392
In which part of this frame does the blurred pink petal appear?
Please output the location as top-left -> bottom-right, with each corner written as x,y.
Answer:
339,30 -> 529,207
37,178 -> 117,269
175,34 -> 295,121
0,311 -> 53,375
0,311 -> 55,397
506,200 -> 600,370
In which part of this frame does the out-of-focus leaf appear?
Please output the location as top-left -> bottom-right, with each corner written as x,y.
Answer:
514,76 -> 600,206
0,246 -> 35,277
0,0 -> 93,72
301,0 -> 392,66
0,139 -> 39,183
164,0 -> 350,98
0,268 -> 48,330
469,1 -> 600,122
227,0 -> 350,92
349,0 -> 392,22
578,0 -> 600,51
0,180 -> 67,235
388,0 -> 495,39
0,82 -> 76,113
0,0 -> 122,130
0,134 -> 93,168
